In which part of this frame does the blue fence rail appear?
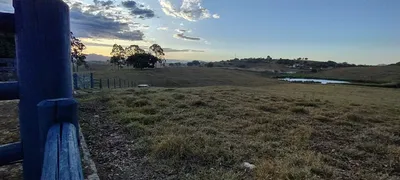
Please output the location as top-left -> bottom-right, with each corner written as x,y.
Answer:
42,123 -> 83,180
0,0 -> 84,179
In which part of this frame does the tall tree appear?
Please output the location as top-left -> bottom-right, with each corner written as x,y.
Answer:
149,44 -> 165,66
70,32 -> 87,72
125,45 -> 145,56
149,44 -> 165,59
124,45 -> 145,67
110,44 -> 125,69
126,53 -> 159,70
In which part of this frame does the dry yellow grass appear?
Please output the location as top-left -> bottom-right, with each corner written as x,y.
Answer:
78,83 -> 400,179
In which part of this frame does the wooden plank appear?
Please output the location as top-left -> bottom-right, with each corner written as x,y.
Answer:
0,81 -> 19,100
0,142 -> 23,166
0,13 -> 15,33
59,123 -> 83,180
41,124 -> 61,180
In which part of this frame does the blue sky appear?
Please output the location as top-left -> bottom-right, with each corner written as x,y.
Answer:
1,0 -> 399,64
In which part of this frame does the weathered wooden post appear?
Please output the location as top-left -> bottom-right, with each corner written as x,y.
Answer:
13,0 -> 73,178
99,79 -> 102,89
119,78 -> 121,88
113,78 -> 116,88
124,79 -> 126,87
107,79 -> 110,88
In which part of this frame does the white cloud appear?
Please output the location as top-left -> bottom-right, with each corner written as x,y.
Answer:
157,27 -> 169,31
212,14 -> 220,19
159,0 -> 218,22
0,0 -> 13,13
63,0 -> 150,40
175,29 -> 191,33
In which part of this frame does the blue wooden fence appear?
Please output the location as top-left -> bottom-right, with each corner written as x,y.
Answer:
73,72 -> 143,90
73,73 -> 93,90
0,0 -> 83,179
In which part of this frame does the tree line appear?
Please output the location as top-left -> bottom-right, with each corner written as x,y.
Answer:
0,32 -> 167,71
109,44 -> 165,70
219,56 -> 359,69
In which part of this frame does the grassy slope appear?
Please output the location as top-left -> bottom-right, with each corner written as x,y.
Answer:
296,66 -> 400,83
92,67 -> 278,87
78,84 -> 400,179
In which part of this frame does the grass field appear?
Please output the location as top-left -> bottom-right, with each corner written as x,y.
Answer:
87,63 -> 400,88
284,66 -> 400,84
78,83 -> 400,179
91,67 -> 278,87
1,66 -> 400,179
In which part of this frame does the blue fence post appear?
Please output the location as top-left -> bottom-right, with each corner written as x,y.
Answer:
14,0 -> 72,178
39,99 -> 82,179
57,99 -> 79,142
107,79 -> 110,89
73,73 -> 78,90
90,73 -> 93,88
37,99 -> 79,153
99,79 -> 102,89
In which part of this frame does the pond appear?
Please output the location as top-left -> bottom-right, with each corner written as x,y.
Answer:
281,78 -> 350,84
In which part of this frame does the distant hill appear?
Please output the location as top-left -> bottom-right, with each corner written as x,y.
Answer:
166,59 -> 192,64
86,54 -> 109,62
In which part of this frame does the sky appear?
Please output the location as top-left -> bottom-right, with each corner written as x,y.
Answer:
1,0 -> 399,64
